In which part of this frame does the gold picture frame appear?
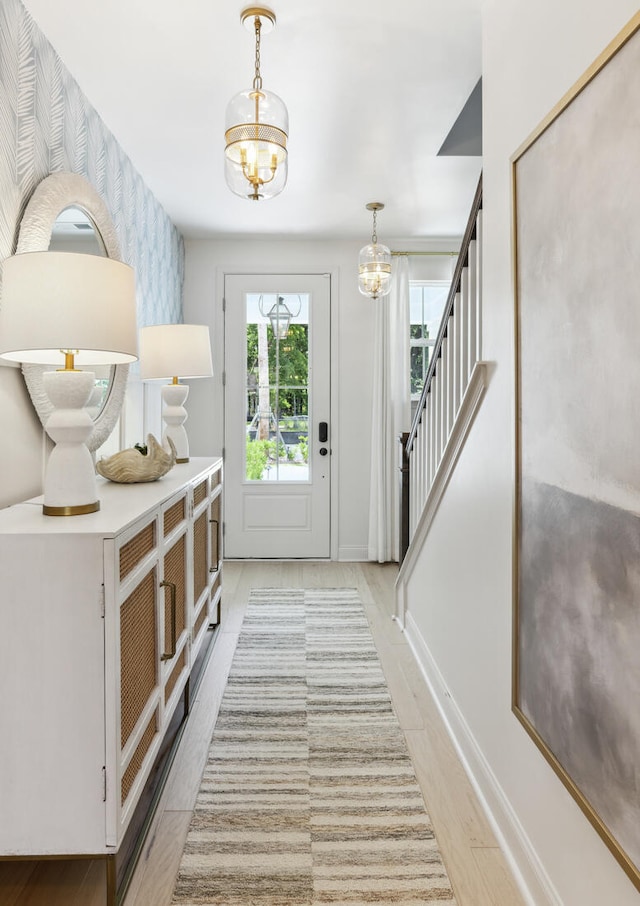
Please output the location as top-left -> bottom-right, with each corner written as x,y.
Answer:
512,11 -> 640,891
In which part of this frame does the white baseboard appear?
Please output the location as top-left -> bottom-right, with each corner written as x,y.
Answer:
338,545 -> 369,561
404,612 -> 562,906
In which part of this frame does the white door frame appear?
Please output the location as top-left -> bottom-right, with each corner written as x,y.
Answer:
223,272 -> 336,559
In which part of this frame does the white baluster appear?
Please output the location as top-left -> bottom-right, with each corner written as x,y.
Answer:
432,382 -> 438,484
460,268 -> 470,392
475,211 -> 483,362
409,447 -> 417,538
441,336 -> 450,444
428,384 -> 436,489
452,292 -> 461,416
467,239 -> 477,372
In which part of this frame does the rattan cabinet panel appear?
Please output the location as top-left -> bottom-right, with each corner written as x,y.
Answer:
191,468 -> 223,662
120,568 -> 158,749
111,491 -> 188,841
0,457 -> 222,902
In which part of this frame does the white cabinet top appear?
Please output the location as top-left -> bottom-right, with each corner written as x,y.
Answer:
0,456 -> 222,537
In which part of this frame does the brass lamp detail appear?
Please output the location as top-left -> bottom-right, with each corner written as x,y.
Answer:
224,7 -> 288,201
60,350 -> 81,371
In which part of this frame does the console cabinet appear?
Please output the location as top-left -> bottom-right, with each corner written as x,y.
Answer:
0,457 -> 222,873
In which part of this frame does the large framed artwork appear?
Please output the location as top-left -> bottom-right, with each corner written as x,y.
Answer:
513,12 -> 640,890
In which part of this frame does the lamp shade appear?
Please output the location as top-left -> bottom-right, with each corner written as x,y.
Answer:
139,324 -> 213,380
0,251 -> 138,365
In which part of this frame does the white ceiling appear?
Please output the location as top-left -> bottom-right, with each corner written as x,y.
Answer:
21,0 -> 482,242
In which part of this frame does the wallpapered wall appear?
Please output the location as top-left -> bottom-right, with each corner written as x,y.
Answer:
0,0 -> 184,326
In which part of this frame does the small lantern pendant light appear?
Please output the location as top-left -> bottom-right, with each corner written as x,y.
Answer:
358,202 -> 392,300
258,293 -> 302,339
224,7 -> 289,201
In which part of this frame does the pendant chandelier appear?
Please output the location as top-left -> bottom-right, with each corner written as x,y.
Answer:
358,202 -> 392,300
224,7 -> 288,201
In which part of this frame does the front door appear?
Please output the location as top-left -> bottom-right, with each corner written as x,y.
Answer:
224,273 -> 331,558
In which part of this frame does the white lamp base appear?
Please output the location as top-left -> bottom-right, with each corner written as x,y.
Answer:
161,382 -> 190,463
42,370 -> 99,516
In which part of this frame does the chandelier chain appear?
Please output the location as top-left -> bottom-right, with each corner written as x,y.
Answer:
253,16 -> 263,91
371,208 -> 378,245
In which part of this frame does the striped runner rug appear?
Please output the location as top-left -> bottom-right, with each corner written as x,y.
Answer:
172,587 -> 457,905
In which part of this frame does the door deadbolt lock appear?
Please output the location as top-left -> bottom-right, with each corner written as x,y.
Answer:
319,447 -> 328,456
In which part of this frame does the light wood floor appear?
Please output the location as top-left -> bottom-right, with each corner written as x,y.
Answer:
0,561 -> 526,906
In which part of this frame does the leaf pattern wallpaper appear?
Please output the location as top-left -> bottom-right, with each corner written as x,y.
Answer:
0,0 -> 183,326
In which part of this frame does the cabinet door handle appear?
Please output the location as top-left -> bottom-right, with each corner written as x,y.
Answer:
209,519 -> 219,573
160,580 -> 177,661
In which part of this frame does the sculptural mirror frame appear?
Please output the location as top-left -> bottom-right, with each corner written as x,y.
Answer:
15,172 -> 131,452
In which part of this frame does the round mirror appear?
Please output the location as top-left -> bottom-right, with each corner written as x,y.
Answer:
49,205 -> 106,255
47,205 -> 113,418
14,173 -> 132,452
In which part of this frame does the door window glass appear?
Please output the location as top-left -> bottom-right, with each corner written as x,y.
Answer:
245,293 -> 310,481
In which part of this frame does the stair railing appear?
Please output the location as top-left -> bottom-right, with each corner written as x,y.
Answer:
400,175 -> 483,561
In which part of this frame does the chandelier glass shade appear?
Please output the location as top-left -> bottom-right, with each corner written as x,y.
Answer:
358,202 -> 392,300
225,7 -> 288,201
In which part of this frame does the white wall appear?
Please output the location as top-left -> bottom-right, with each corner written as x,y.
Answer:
182,237 -> 459,561
403,2 -> 640,904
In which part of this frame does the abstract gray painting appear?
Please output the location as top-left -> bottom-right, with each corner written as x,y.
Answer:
514,14 -> 640,889
519,478 -> 640,869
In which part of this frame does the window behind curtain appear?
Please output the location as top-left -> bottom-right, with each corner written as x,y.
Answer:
409,281 -> 449,406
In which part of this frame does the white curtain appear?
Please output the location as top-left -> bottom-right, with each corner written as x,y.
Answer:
368,256 -> 410,562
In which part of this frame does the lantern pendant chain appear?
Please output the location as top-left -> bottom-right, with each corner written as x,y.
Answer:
253,17 -> 263,91
372,208 -> 378,244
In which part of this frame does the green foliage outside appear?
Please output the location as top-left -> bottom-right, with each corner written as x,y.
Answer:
246,322 -> 309,417
246,438 -> 301,480
281,415 -> 308,432
246,439 -> 271,480
245,321 -> 310,478
410,324 -> 430,397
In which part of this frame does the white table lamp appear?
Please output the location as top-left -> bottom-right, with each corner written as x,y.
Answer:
0,251 -> 138,515
139,324 -> 213,463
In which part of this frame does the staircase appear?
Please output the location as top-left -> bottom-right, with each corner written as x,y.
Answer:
397,175 -> 486,623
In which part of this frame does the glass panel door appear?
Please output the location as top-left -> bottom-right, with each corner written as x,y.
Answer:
224,273 -> 331,559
